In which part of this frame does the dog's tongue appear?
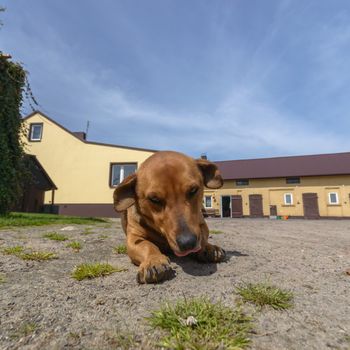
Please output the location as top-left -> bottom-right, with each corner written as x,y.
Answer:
175,246 -> 201,257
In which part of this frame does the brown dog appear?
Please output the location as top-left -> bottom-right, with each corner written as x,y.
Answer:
113,151 -> 226,283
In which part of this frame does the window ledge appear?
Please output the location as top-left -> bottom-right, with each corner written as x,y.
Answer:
327,204 -> 341,207
282,204 -> 295,207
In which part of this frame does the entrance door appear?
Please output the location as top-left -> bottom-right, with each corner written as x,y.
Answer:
231,195 -> 243,217
270,205 -> 277,216
249,194 -> 264,218
302,193 -> 320,219
221,196 -> 231,217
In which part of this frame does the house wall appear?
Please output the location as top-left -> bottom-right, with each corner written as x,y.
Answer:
22,113 -> 155,215
204,175 -> 350,218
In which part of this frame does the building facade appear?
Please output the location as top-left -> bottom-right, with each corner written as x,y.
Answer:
204,154 -> 350,219
22,111 -> 155,217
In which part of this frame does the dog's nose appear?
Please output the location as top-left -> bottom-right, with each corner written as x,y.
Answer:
176,232 -> 197,251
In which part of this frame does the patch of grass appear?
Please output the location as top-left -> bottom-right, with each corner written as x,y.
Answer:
11,322 -> 37,339
114,244 -> 127,254
0,212 -> 107,228
72,263 -> 127,281
2,245 -> 57,261
236,282 -> 293,310
80,227 -> 96,235
209,229 -> 224,234
21,251 -> 57,261
148,297 -> 252,350
3,245 -> 24,256
66,241 -> 82,251
0,273 -> 5,283
43,232 -> 68,241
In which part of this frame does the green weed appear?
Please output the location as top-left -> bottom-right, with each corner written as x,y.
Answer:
236,282 -> 293,310
43,232 -> 68,241
148,297 -> 252,350
114,244 -> 127,254
209,229 -> 224,234
66,241 -> 82,251
72,263 -> 127,281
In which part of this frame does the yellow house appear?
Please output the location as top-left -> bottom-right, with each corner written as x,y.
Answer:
22,111 -> 155,217
203,154 -> 350,219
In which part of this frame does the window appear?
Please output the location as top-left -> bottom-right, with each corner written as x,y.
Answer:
29,123 -> 43,141
110,163 -> 137,186
286,177 -> 300,184
204,195 -> 212,208
328,192 -> 339,205
236,179 -> 249,186
284,193 -> 293,205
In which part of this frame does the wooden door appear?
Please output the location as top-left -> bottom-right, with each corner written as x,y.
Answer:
270,205 -> 277,216
302,193 -> 320,219
231,195 -> 243,217
249,194 -> 264,218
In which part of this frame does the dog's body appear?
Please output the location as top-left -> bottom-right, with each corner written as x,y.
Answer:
113,151 -> 226,283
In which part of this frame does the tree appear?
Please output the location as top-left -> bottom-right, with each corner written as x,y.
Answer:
0,53 -> 27,215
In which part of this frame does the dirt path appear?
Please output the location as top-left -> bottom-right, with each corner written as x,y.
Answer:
0,219 -> 349,349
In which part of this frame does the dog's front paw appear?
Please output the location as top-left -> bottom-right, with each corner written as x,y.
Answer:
194,243 -> 226,263
137,255 -> 174,284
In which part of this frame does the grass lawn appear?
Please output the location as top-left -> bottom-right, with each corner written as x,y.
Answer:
0,212 -> 107,228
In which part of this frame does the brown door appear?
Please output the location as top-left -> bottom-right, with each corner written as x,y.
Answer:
231,195 -> 243,218
270,205 -> 277,216
249,194 -> 264,218
302,193 -> 320,219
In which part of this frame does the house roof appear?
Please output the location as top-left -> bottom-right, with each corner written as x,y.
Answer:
23,110 -> 157,153
215,152 -> 350,180
26,155 -> 57,190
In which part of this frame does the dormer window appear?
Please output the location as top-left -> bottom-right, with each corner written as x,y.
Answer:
29,123 -> 43,141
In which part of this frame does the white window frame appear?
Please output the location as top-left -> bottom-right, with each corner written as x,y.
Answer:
110,163 -> 137,187
284,193 -> 293,205
29,123 -> 43,141
328,192 -> 339,205
204,195 -> 212,208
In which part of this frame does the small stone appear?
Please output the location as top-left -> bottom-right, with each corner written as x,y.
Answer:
60,226 -> 76,231
345,269 -> 350,276
185,316 -> 198,327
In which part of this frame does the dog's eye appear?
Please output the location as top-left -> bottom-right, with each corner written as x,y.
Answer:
148,196 -> 162,205
188,186 -> 199,196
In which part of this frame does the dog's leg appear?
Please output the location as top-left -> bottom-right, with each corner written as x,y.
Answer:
127,233 -> 174,284
193,222 -> 226,263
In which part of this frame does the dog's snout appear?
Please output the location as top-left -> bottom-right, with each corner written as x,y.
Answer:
176,232 -> 197,251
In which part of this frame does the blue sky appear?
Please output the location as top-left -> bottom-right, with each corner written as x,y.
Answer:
2,1 -> 350,160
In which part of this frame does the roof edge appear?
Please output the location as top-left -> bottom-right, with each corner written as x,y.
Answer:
23,110 -> 158,153
214,151 -> 350,164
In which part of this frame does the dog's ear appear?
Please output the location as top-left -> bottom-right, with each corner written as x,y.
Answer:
113,173 -> 137,212
196,159 -> 223,189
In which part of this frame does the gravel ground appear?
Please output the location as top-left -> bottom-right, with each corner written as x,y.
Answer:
0,218 -> 349,350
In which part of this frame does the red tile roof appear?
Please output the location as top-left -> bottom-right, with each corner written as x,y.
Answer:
215,152 -> 350,180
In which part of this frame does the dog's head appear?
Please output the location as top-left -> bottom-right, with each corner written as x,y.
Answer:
113,151 -> 223,256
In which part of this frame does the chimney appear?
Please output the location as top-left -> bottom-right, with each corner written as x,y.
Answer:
73,132 -> 86,141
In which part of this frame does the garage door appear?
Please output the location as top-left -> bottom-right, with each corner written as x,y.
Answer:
249,194 -> 264,218
302,193 -> 320,219
231,195 -> 243,218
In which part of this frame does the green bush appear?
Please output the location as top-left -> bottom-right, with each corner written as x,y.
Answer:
0,54 -> 27,215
